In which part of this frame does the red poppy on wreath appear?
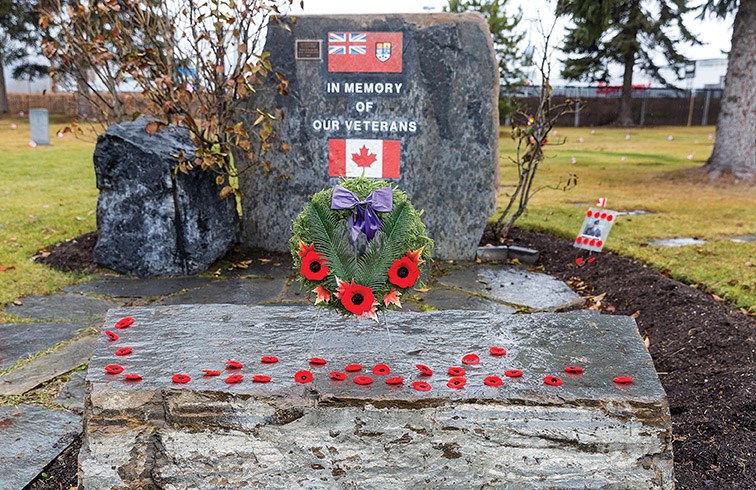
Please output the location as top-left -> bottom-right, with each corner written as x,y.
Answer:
104,330 -> 119,341
105,364 -> 124,374
294,370 -> 313,383
252,375 -> 271,383
388,256 -> 420,289
123,373 -> 142,381
298,239 -> 317,258
172,374 -> 191,384
313,286 -> 331,305
336,279 -> 378,318
300,251 -> 329,281
225,374 -> 244,384
330,371 -> 347,380
202,370 -> 221,376
115,347 -> 132,356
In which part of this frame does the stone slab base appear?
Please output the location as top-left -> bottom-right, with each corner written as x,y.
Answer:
80,306 -> 673,489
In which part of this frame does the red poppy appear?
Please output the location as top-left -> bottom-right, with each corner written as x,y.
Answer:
588,256 -> 597,263
105,330 -> 119,341
345,363 -> 362,372
614,376 -> 633,384
461,353 -> 480,365
123,373 -> 142,381
202,370 -> 221,376
484,375 -> 503,387
225,374 -> 244,384
564,366 -> 584,374
309,357 -> 327,365
575,257 -> 584,265
295,370 -> 313,383
489,346 -> 507,356
387,256 -> 420,289
114,317 -> 134,329
330,371 -> 347,381
416,364 -> 433,376
447,377 -> 466,389
300,251 -> 329,281
575,236 -> 583,244
252,375 -> 271,383
261,356 -> 279,364
226,360 -> 243,369
448,367 -> 466,377
372,364 -> 390,376
114,347 -> 132,356
353,376 -> 373,385
505,369 -> 523,378
105,364 -> 124,374
412,381 -> 431,392
172,374 -> 191,384
385,376 -> 404,385
336,281 -> 377,316
544,376 -> 563,386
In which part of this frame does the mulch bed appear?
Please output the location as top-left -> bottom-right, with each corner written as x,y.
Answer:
31,229 -> 755,489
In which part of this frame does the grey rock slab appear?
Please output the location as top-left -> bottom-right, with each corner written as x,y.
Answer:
411,286 -> 516,314
158,278 -> 287,306
238,14 -> 499,260
54,370 -> 87,414
476,245 -> 539,264
66,276 -> 213,298
0,405 -> 80,490
3,294 -> 119,322
649,237 -> 707,247
439,266 -> 583,311
0,336 -> 97,396
93,117 -> 238,277
0,322 -> 89,370
80,306 -> 672,489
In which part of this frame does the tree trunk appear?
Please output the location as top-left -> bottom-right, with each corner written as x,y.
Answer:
617,52 -> 635,126
0,61 -> 9,114
704,1 -> 756,181
76,69 -> 92,118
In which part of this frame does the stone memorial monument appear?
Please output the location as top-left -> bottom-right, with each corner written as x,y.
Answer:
238,13 -> 499,259
29,108 -> 50,145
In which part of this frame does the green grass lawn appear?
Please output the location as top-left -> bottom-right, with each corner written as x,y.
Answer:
0,116 -> 753,314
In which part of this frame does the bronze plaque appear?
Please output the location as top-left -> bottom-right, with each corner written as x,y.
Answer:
295,40 -> 322,61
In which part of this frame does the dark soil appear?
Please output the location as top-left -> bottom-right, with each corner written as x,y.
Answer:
34,228 -> 756,489
26,434 -> 81,489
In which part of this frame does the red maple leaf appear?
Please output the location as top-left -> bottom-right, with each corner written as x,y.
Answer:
351,145 -> 377,168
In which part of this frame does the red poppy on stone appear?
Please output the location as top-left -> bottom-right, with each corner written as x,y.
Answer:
294,370 -> 313,383
372,364 -> 390,376
105,330 -> 119,341
447,377 -> 467,389
484,375 -> 503,387
202,370 -> 221,376
385,376 -> 404,385
226,360 -> 243,369
489,346 -> 507,356
461,353 -> 480,365
172,374 -> 191,384
261,356 -> 279,364
448,367 -> 466,377
353,376 -> 373,385
564,366 -> 584,374
252,374 -> 271,383
114,317 -> 134,329
336,281 -> 377,316
309,357 -> 327,365
505,369 -> 523,378
298,239 -> 317,258
300,251 -> 329,281
105,364 -> 124,374
330,371 -> 347,381
416,364 -> 433,376
388,256 -> 420,289
123,373 -> 142,381
544,376 -> 563,386
614,376 -> 633,384
114,347 -> 132,356
225,374 -> 244,384
345,363 -> 362,372
412,381 -> 432,392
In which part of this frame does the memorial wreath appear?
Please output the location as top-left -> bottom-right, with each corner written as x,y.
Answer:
290,177 -> 433,319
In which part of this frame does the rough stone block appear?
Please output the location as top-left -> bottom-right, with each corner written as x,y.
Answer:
93,118 -> 238,277
238,14 -> 499,259
81,306 -> 673,489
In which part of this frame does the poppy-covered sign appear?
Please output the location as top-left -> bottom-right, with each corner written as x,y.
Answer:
574,208 -> 618,252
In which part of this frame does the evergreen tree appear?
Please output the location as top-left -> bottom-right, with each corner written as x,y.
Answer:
0,0 -> 45,113
556,0 -> 698,126
699,0 -> 754,181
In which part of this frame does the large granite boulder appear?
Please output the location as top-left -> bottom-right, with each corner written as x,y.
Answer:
238,13 -> 499,259
93,118 -> 238,277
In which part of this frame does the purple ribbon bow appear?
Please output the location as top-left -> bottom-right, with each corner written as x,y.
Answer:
331,185 -> 393,243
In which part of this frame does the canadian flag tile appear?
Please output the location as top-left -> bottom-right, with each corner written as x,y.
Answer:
328,139 -> 400,178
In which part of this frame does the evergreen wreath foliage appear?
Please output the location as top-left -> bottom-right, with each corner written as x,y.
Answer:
290,177 -> 433,319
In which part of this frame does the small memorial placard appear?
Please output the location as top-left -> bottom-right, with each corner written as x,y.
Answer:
574,208 -> 617,252
295,40 -> 321,60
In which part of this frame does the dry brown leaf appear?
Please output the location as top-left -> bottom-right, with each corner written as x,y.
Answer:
630,310 -> 641,318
